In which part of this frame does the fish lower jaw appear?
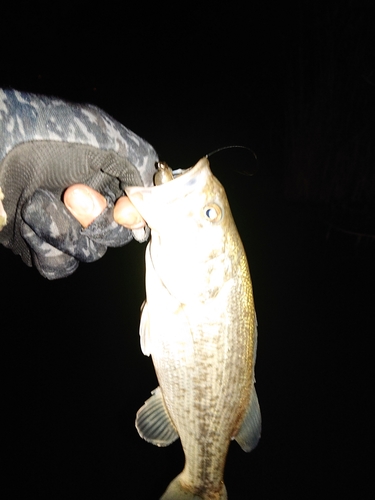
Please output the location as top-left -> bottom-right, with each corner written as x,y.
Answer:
160,472 -> 227,500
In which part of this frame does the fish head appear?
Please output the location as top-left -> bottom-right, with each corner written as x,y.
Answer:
125,157 -> 240,303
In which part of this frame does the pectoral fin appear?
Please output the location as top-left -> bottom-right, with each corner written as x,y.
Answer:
140,301 -> 151,356
136,387 -> 179,447
234,385 -> 261,452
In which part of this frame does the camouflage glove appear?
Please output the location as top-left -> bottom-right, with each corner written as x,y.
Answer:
0,89 -> 157,279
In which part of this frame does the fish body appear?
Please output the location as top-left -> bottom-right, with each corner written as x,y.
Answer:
125,158 -> 261,500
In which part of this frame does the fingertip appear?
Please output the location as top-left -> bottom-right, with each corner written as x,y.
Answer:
64,184 -> 107,228
114,196 -> 146,229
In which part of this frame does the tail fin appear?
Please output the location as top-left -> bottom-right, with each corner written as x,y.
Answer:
160,474 -> 227,500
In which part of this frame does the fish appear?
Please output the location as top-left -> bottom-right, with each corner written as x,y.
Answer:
125,157 -> 261,500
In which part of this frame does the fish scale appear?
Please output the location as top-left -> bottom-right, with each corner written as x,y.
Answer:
126,157 -> 261,499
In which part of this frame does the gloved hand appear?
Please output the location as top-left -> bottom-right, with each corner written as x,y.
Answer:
0,89 -> 157,279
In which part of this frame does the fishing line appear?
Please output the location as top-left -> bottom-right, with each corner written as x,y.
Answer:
153,145 -> 259,184
206,145 -> 257,161
205,145 -> 259,176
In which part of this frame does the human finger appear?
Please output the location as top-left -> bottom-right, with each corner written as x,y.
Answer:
63,184 -> 107,228
113,196 -> 146,229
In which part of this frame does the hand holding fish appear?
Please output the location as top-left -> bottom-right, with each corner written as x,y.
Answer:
0,88 -> 157,279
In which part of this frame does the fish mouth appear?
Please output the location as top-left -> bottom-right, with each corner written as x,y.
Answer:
125,157 -> 211,201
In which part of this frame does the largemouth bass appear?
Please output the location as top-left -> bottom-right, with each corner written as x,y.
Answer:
125,157 -> 261,500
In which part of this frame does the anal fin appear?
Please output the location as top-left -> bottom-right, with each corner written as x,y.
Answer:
136,387 -> 179,447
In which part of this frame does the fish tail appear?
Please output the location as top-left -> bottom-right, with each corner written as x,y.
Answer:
160,473 -> 227,500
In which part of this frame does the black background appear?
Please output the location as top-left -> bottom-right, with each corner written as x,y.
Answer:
2,2 -> 374,499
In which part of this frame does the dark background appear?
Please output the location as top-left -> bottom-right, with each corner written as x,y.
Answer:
2,1 -> 374,499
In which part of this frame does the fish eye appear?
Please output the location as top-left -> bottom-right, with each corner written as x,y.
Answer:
203,203 -> 222,222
